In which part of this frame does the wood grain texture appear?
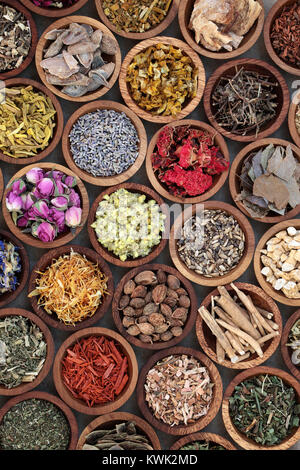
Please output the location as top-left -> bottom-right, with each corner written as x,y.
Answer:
119,36 -> 206,124
53,327 -> 138,416
222,366 -> 300,450
264,0 -> 300,77
0,78 -> 63,165
28,244 -> 114,332
281,309 -> 300,381
169,432 -> 236,450
76,411 -> 161,450
288,91 -> 300,148
178,0 -> 265,60
169,201 -> 255,287
35,16 -> 121,103
0,308 -> 54,396
87,182 -> 168,268
196,282 -> 282,370
112,263 -> 198,350
62,100 -> 147,186
203,58 -> 290,143
0,391 -> 78,449
0,0 -> 37,79
229,138 -> 300,223
95,0 -> 180,40
145,119 -> 229,204
254,219 -> 300,307
2,162 -> 89,249
0,168 -> 3,203
19,0 -> 89,18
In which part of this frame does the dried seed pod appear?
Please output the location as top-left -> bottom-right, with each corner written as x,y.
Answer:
133,308 -> 144,317
127,324 -> 141,336
123,306 -> 136,317
170,326 -> 183,337
122,316 -> 135,328
143,303 -> 159,315
130,298 -> 146,309
164,296 -> 178,308
123,279 -> 136,295
160,330 -> 174,342
148,313 -> 165,326
139,334 -> 153,344
134,271 -> 157,286
138,322 -> 155,335
131,285 -> 147,298
166,288 -> 179,301
160,303 -> 173,316
154,323 -> 170,334
168,318 -> 184,327
178,295 -> 191,308
118,295 -> 130,309
137,315 -> 148,324
172,307 -> 188,319
167,274 -> 181,290
176,287 -> 188,296
145,291 -> 153,304
152,334 -> 161,342
157,269 -> 167,284
152,284 -> 167,305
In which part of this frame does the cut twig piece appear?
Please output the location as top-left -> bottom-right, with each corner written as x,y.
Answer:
225,331 -> 245,355
245,294 -> 275,334
216,295 -> 261,340
217,286 -> 232,299
257,331 -> 279,344
213,306 -> 236,326
234,352 -> 251,363
257,307 -> 273,319
265,318 -> 279,331
215,318 -> 264,358
216,339 -> 225,363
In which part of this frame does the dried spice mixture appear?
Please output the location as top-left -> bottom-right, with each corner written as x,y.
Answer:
0,238 -> 21,295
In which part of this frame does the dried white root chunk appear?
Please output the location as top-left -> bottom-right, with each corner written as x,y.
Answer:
272,278 -> 286,290
261,266 -> 271,276
287,227 -> 297,236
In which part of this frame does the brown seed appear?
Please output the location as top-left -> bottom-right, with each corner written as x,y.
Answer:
176,287 -> 188,296
168,318 -> 184,327
133,308 -> 144,317
152,284 -> 167,305
134,271 -> 157,285
127,324 -> 140,336
167,274 -> 181,290
148,313 -> 165,326
157,269 -> 167,284
130,297 -> 146,309
139,334 -> 153,344
164,296 -> 178,308
145,291 -> 153,303
122,316 -> 135,328
138,322 -> 155,335
137,315 -> 148,324
172,307 -> 188,319
160,330 -> 174,342
143,303 -> 159,315
123,306 -> 136,317
166,288 -> 179,301
170,326 -> 183,337
160,303 -> 172,316
123,279 -> 136,295
178,295 -> 191,308
131,285 -> 147,298
118,295 -> 130,309
154,323 -> 170,334
152,333 -> 161,342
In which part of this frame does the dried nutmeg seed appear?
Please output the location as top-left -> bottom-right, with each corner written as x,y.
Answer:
127,324 -> 141,336
138,322 -> 155,335
134,271 -> 157,285
148,313 -> 165,326
131,285 -> 147,298
160,303 -> 173,316
123,279 -> 136,295
178,295 -> 191,308
167,274 -> 181,290
157,269 -> 167,284
122,316 -> 135,328
143,303 -> 159,315
152,284 -> 167,305
118,295 -> 130,309
160,330 -> 174,342
139,334 -> 153,344
171,326 -> 183,337
130,298 -> 146,309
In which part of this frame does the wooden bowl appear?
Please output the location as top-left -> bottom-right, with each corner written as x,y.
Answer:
229,138 -> 300,223
169,201 -> 255,287
0,168 -> 3,202
0,391 -> 78,449
28,244 -> 114,332
53,327 -> 138,416
119,36 -> 205,124
2,162 -> 89,249
178,0 -> 264,60
0,78 -> 63,165
254,219 -> 300,307
95,0 -> 180,40
281,309 -> 300,381
87,182 -> 168,268
264,0 -> 300,77
288,91 -> 300,148
77,411 -> 161,450
170,432 -> 236,450
62,100 -> 147,187
145,119 -> 230,204
112,263 -> 198,350
0,0 -> 37,79
0,230 -> 29,308
19,0 -> 89,18
196,282 -> 282,369
35,16 -> 121,103
203,58 -> 290,143
222,366 -> 300,450
0,308 -> 54,396
137,346 -> 223,436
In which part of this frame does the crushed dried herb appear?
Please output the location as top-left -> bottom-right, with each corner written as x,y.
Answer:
0,238 -> 21,295
286,318 -> 300,367
180,440 -> 225,450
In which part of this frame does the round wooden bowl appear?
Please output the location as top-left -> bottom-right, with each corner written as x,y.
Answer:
0,391 -> 78,449
178,0 -> 264,60
2,162 -> 89,249
229,138 -> 300,224
281,309 -> 300,381
0,0 -> 37,79
53,327 -> 138,416
146,119 -> 230,204
19,0 -> 88,18
254,219 -> 300,307
196,282 -> 282,370
137,346 -> 223,436
35,16 -> 121,103
0,230 -> 29,308
0,78 -> 63,165
119,36 -> 205,124
170,432 -> 236,450
77,411 -> 161,450
28,244 -> 114,332
87,182 -> 168,268
169,201 -> 255,287
288,91 -> 300,148
222,366 -> 300,450
0,168 -> 3,202
264,0 -> 300,77
203,58 -> 290,143
112,263 -> 198,350
62,100 -> 147,187
95,0 -> 179,40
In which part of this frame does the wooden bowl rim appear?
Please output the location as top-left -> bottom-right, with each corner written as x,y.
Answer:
222,366 -> 300,450
35,16 -> 121,103
169,431 -> 236,450
178,0 -> 265,60
0,390 -> 78,449
169,200 -> 255,287
145,119 -> 230,204
196,282 -> 282,369
87,182 -> 168,268
76,411 -> 161,450
62,100 -> 147,187
27,244 -> 114,332
53,327 -> 138,416
19,0 -> 89,18
137,346 -> 223,435
112,263 -> 198,350
0,0 -> 37,79
288,91 -> 300,148
119,36 -> 206,124
280,309 -> 300,381
203,58 -> 290,143
2,162 -> 89,249
0,78 -> 64,165
229,138 -> 300,223
0,168 -> 3,202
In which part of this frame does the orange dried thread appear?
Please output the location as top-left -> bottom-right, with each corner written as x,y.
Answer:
28,250 -> 109,326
